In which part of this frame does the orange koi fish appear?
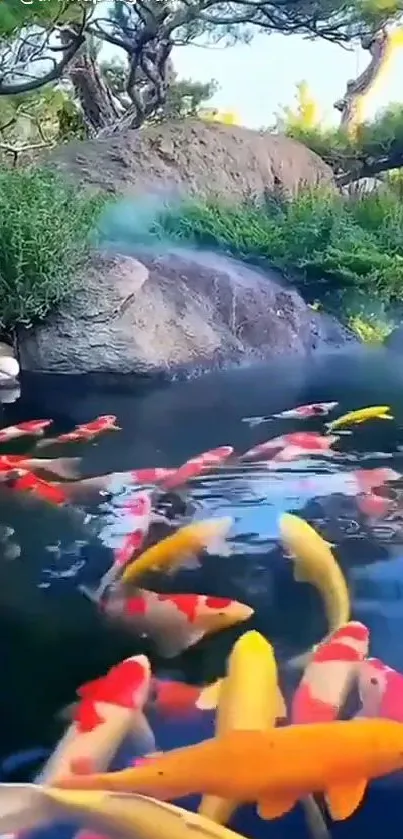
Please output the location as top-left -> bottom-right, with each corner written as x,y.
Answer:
3,469 -> 68,506
292,622 -> 369,724
103,590 -> 253,658
158,447 -> 234,490
0,454 -> 81,480
0,419 -> 52,443
36,416 -> 121,449
54,719 -> 403,821
241,432 -> 339,463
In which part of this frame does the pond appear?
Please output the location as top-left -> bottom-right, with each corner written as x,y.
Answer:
2,344 -> 403,839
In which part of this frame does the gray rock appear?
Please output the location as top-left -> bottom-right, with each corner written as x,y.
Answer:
17,247 -> 358,377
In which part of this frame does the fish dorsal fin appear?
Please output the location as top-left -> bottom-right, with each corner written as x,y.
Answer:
196,678 -> 224,710
325,779 -> 367,820
257,793 -> 297,819
275,685 -> 287,720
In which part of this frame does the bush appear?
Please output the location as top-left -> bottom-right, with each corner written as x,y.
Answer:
0,167 -> 104,331
156,186 -> 403,328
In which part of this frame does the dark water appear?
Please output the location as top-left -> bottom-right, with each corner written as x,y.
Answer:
3,345 -> 403,838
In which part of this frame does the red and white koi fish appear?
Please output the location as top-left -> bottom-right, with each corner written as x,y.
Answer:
356,492 -> 395,518
94,492 -> 153,598
102,590 -> 254,659
0,454 -> 81,481
150,678 -> 221,717
0,419 -> 52,443
357,657 -> 403,721
36,416 -> 121,449
291,622 -> 369,724
3,469 -> 68,506
158,446 -> 234,491
243,402 -> 339,427
37,656 -> 155,787
241,432 -> 339,462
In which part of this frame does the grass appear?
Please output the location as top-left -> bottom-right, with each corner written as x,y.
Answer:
1,167 -> 402,343
0,167 -> 104,331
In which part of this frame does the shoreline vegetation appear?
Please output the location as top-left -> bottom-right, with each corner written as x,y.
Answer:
1,166 -> 401,344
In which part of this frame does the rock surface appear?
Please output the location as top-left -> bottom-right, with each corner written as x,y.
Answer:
46,119 -> 334,201
17,248 -> 358,377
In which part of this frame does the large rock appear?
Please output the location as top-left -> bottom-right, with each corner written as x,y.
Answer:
17,248 -> 357,377
46,119 -> 334,201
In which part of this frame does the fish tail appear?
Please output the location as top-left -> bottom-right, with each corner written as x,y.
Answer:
43,457 -> 82,480
78,584 -> 102,606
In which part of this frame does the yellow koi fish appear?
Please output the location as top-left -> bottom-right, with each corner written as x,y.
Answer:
325,406 -> 393,433
121,517 -> 233,584
198,630 -> 286,825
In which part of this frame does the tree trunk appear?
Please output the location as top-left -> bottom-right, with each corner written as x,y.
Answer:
333,27 -> 401,136
60,34 -> 123,138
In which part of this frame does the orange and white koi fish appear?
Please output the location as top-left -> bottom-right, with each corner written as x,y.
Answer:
3,469 -> 69,506
241,432 -> 339,463
120,516 -> 233,585
102,590 -> 253,658
36,416 -> 121,449
357,657 -> 403,721
0,419 -> 52,443
243,403 -> 338,427
0,454 -> 81,481
158,447 -> 234,490
292,622 -> 369,724
53,719 -> 403,821
49,469 -> 175,505
37,655 -> 154,787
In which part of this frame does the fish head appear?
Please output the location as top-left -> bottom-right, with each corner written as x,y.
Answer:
330,622 -> 369,659
357,658 -> 388,714
94,654 -> 152,710
197,596 -> 253,633
230,629 -> 274,660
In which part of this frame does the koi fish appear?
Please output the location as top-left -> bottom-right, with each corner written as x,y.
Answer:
243,403 -> 339,427
199,630 -> 286,825
241,432 -> 339,462
36,655 -> 154,787
158,447 -> 234,491
150,678 -> 222,717
0,454 -> 81,481
0,788 -> 252,839
3,470 -> 68,506
357,657 -> 403,721
120,516 -> 233,585
36,416 -> 121,449
102,590 -> 253,658
325,406 -> 394,433
94,492 -> 153,598
0,420 -> 52,443
53,719 -> 403,821
279,513 -> 350,635
356,492 -> 394,518
292,622 -> 369,724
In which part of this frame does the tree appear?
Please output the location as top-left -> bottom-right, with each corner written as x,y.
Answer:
0,0 -> 401,136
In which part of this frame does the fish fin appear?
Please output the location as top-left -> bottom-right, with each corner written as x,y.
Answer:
275,684 -> 287,719
55,701 -> 79,722
380,414 -> 394,421
43,457 -> 82,480
78,583 -> 101,606
154,627 -> 205,658
196,678 -> 224,710
257,794 -> 297,820
325,779 -> 367,820
177,554 -> 201,571
204,537 -> 231,557
333,430 -> 353,436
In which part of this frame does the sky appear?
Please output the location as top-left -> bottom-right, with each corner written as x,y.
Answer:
170,33 -> 403,129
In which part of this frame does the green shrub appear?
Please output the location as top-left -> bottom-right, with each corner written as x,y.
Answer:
156,187 -> 403,318
0,167 -> 104,331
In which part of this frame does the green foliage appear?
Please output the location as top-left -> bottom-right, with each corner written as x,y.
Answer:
0,87 -> 86,162
0,0 -> 87,37
156,187 -> 403,323
0,168 -> 104,331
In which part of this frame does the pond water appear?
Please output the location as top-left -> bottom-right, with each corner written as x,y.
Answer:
2,345 -> 403,838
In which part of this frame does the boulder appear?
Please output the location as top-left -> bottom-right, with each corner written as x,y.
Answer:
17,247 -> 358,377
46,119 -> 334,201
